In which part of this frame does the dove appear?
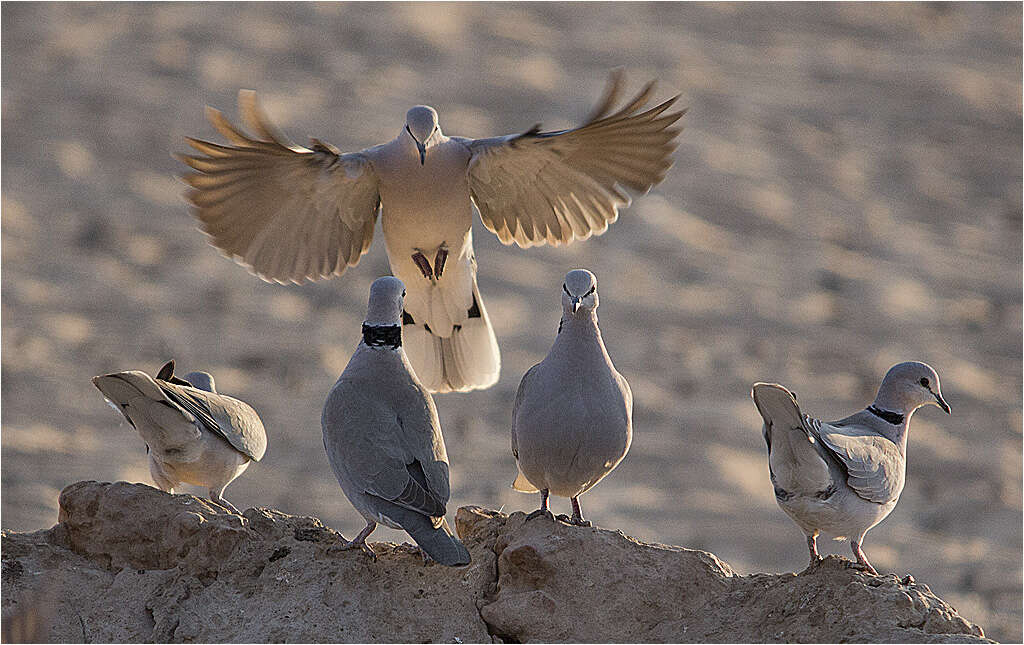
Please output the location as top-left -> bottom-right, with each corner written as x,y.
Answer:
510,269 -> 633,526
178,70 -> 684,394
92,360 -> 267,513
322,276 -> 470,566
751,361 -> 951,575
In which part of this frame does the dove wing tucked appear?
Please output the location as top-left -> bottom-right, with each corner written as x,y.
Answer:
815,418 -> 906,504
324,384 -> 450,521
158,381 -> 267,462
178,90 -> 381,284
460,70 -> 685,248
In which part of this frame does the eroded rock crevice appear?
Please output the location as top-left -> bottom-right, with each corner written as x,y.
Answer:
1,482 -> 992,643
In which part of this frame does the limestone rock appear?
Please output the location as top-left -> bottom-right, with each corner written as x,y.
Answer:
0,482 -> 992,643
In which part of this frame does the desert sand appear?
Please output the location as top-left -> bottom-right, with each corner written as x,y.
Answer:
2,3 -> 1020,641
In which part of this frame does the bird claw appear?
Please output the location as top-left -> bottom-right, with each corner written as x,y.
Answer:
329,540 -> 377,561
556,514 -> 592,527
209,495 -> 241,514
852,562 -> 879,576
525,509 -> 554,522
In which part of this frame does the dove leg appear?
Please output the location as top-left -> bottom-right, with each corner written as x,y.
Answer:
209,488 -> 241,514
558,496 -> 592,527
525,489 -> 554,521
851,540 -> 878,575
411,252 -> 434,280
433,245 -> 448,279
807,531 -> 822,564
330,521 -> 378,560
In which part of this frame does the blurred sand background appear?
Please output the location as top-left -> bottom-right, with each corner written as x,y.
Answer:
2,2 -> 1021,640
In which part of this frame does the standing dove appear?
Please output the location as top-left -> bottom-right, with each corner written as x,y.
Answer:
322,276 -> 470,566
511,269 -> 633,526
92,360 -> 267,513
751,361 -> 951,574
178,70 -> 684,394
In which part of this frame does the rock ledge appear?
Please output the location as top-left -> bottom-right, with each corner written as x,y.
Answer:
1,482 -> 991,643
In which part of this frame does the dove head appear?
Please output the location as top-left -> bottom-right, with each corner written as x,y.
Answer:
405,106 -> 440,164
364,276 -> 406,326
183,371 -> 216,393
874,361 -> 950,415
562,269 -> 599,316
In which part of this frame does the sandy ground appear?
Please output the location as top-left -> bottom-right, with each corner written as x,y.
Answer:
2,3 -> 1021,641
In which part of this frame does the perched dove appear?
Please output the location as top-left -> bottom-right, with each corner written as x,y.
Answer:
751,361 -> 951,575
92,360 -> 267,513
178,70 -> 684,394
322,276 -> 470,566
510,269 -> 633,526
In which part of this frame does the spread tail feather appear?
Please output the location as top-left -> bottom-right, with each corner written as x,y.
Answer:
751,382 -> 831,496
403,281 -> 500,394
403,323 -> 447,392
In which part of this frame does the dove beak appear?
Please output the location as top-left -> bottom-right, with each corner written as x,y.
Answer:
934,392 -> 951,414
416,142 -> 426,165
571,298 -> 582,314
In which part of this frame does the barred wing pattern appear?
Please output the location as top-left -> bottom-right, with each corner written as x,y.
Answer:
178,90 -> 381,284
462,71 -> 685,248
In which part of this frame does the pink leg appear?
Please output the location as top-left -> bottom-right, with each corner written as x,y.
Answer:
411,252 -> 433,280
433,246 -> 448,279
330,520 -> 377,560
807,531 -> 822,564
851,540 -> 878,575
558,497 -> 592,526
568,497 -> 592,527
525,489 -> 553,521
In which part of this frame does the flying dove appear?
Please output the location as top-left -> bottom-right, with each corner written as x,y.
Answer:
178,70 -> 685,394
322,276 -> 470,566
751,361 -> 951,574
92,360 -> 267,513
510,269 -> 633,526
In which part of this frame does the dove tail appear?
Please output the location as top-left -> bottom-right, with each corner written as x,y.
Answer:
403,280 -> 500,393
751,383 -> 831,499
402,515 -> 471,566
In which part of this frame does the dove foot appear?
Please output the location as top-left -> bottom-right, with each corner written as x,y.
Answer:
525,489 -> 552,522
209,490 -> 241,514
412,252 -> 434,280
564,496 -> 591,526
806,532 -> 822,564
329,540 -> 377,560
525,509 -> 554,522
851,540 -> 879,575
433,246 -> 448,279
556,514 -> 592,527
329,521 -> 377,560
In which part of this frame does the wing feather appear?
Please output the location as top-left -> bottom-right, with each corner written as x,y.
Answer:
178,90 -> 381,284
461,71 -> 684,248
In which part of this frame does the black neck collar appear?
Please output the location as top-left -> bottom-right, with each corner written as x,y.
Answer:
362,324 -> 401,348
867,405 -> 904,425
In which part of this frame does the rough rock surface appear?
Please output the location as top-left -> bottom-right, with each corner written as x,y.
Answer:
1,482 -> 992,643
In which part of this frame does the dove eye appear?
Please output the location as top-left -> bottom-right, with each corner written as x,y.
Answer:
401,289 -> 406,298
919,377 -> 929,388
562,284 -> 571,297
584,285 -> 596,297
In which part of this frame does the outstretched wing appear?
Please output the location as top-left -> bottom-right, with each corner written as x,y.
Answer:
459,70 -> 685,248
178,90 -> 381,284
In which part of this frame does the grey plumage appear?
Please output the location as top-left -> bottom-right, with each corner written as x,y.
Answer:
752,361 -> 950,574
92,360 -> 267,513
178,70 -> 684,394
511,269 -> 633,526
322,276 -> 470,566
